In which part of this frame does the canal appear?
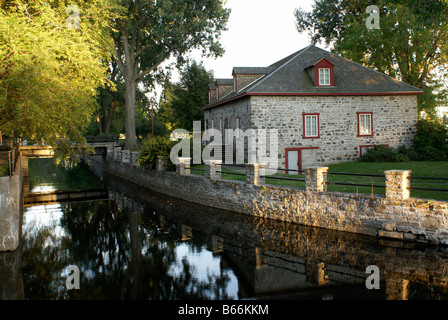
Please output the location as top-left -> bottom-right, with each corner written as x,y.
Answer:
2,157 -> 448,300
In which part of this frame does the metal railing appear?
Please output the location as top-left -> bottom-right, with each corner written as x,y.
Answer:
325,172 -> 386,189
188,163 -> 448,198
261,167 -> 306,184
408,176 -> 448,193
85,135 -> 119,144
0,142 -> 20,176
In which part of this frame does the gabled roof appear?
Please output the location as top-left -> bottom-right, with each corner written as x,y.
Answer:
305,57 -> 334,69
203,44 -> 423,110
232,66 -> 275,75
215,78 -> 233,86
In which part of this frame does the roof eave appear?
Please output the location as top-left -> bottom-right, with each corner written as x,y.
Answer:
202,90 -> 423,111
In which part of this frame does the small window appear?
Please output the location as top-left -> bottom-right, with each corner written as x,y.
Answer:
357,112 -> 373,137
303,113 -> 320,139
319,68 -> 331,86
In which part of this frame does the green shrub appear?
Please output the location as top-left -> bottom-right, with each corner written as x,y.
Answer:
137,135 -> 176,171
361,145 -> 409,162
412,119 -> 448,161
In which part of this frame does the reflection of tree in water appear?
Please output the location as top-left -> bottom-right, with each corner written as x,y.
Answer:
21,215 -> 71,300
22,200 -> 233,300
28,158 -> 104,192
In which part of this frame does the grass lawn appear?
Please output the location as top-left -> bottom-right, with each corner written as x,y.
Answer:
327,161 -> 448,200
191,161 -> 448,201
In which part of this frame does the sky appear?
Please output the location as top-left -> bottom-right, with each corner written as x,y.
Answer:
174,0 -> 320,82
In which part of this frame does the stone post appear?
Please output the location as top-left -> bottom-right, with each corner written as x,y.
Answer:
204,160 -> 222,180
107,147 -> 114,160
156,156 -> 167,172
113,147 -> 122,162
176,157 -> 191,175
121,150 -> 131,164
246,163 -> 266,185
131,152 -> 139,166
305,167 -> 329,192
385,170 -> 411,201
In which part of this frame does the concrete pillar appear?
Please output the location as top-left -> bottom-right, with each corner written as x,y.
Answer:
156,156 -> 167,172
246,163 -> 266,185
204,160 -> 222,180
176,157 -> 191,175
305,167 -> 328,192
385,170 -> 411,201
131,151 -> 139,166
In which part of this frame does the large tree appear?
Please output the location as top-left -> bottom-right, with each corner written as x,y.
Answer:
0,0 -> 123,158
158,61 -> 214,131
295,0 -> 448,116
113,0 -> 230,150
94,62 -> 151,137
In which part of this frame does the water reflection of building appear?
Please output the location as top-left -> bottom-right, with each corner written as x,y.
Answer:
104,173 -> 448,300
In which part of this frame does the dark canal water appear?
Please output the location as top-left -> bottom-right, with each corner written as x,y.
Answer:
3,157 -> 448,300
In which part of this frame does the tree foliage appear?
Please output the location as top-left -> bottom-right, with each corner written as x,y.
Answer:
158,61 -> 214,131
411,118 -> 448,160
112,0 -> 230,149
295,0 -> 448,115
360,144 -> 409,162
137,135 -> 176,171
0,0 -> 123,158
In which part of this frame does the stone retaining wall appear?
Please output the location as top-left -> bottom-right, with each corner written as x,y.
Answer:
88,148 -> 448,246
0,155 -> 23,252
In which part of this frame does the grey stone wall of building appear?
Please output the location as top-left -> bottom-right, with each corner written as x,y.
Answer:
235,74 -> 263,92
204,96 -> 252,133
204,94 -> 417,168
87,154 -> 448,246
250,95 -> 418,168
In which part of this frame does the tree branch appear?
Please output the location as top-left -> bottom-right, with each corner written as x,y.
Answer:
113,44 -> 126,76
135,50 -> 173,83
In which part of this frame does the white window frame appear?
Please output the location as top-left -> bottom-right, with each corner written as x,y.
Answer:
319,68 -> 331,86
303,114 -> 319,138
358,113 -> 373,136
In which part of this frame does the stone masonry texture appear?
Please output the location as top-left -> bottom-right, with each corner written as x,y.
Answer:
205,95 -> 418,169
88,154 -> 448,246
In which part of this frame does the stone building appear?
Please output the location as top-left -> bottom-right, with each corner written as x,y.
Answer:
202,44 -> 422,171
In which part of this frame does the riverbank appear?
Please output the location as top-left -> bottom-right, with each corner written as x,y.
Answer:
86,151 -> 448,246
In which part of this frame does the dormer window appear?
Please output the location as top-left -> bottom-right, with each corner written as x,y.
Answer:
319,68 -> 331,86
313,58 -> 334,87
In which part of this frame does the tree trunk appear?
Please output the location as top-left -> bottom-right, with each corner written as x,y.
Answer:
124,80 -> 138,150
103,104 -> 114,135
